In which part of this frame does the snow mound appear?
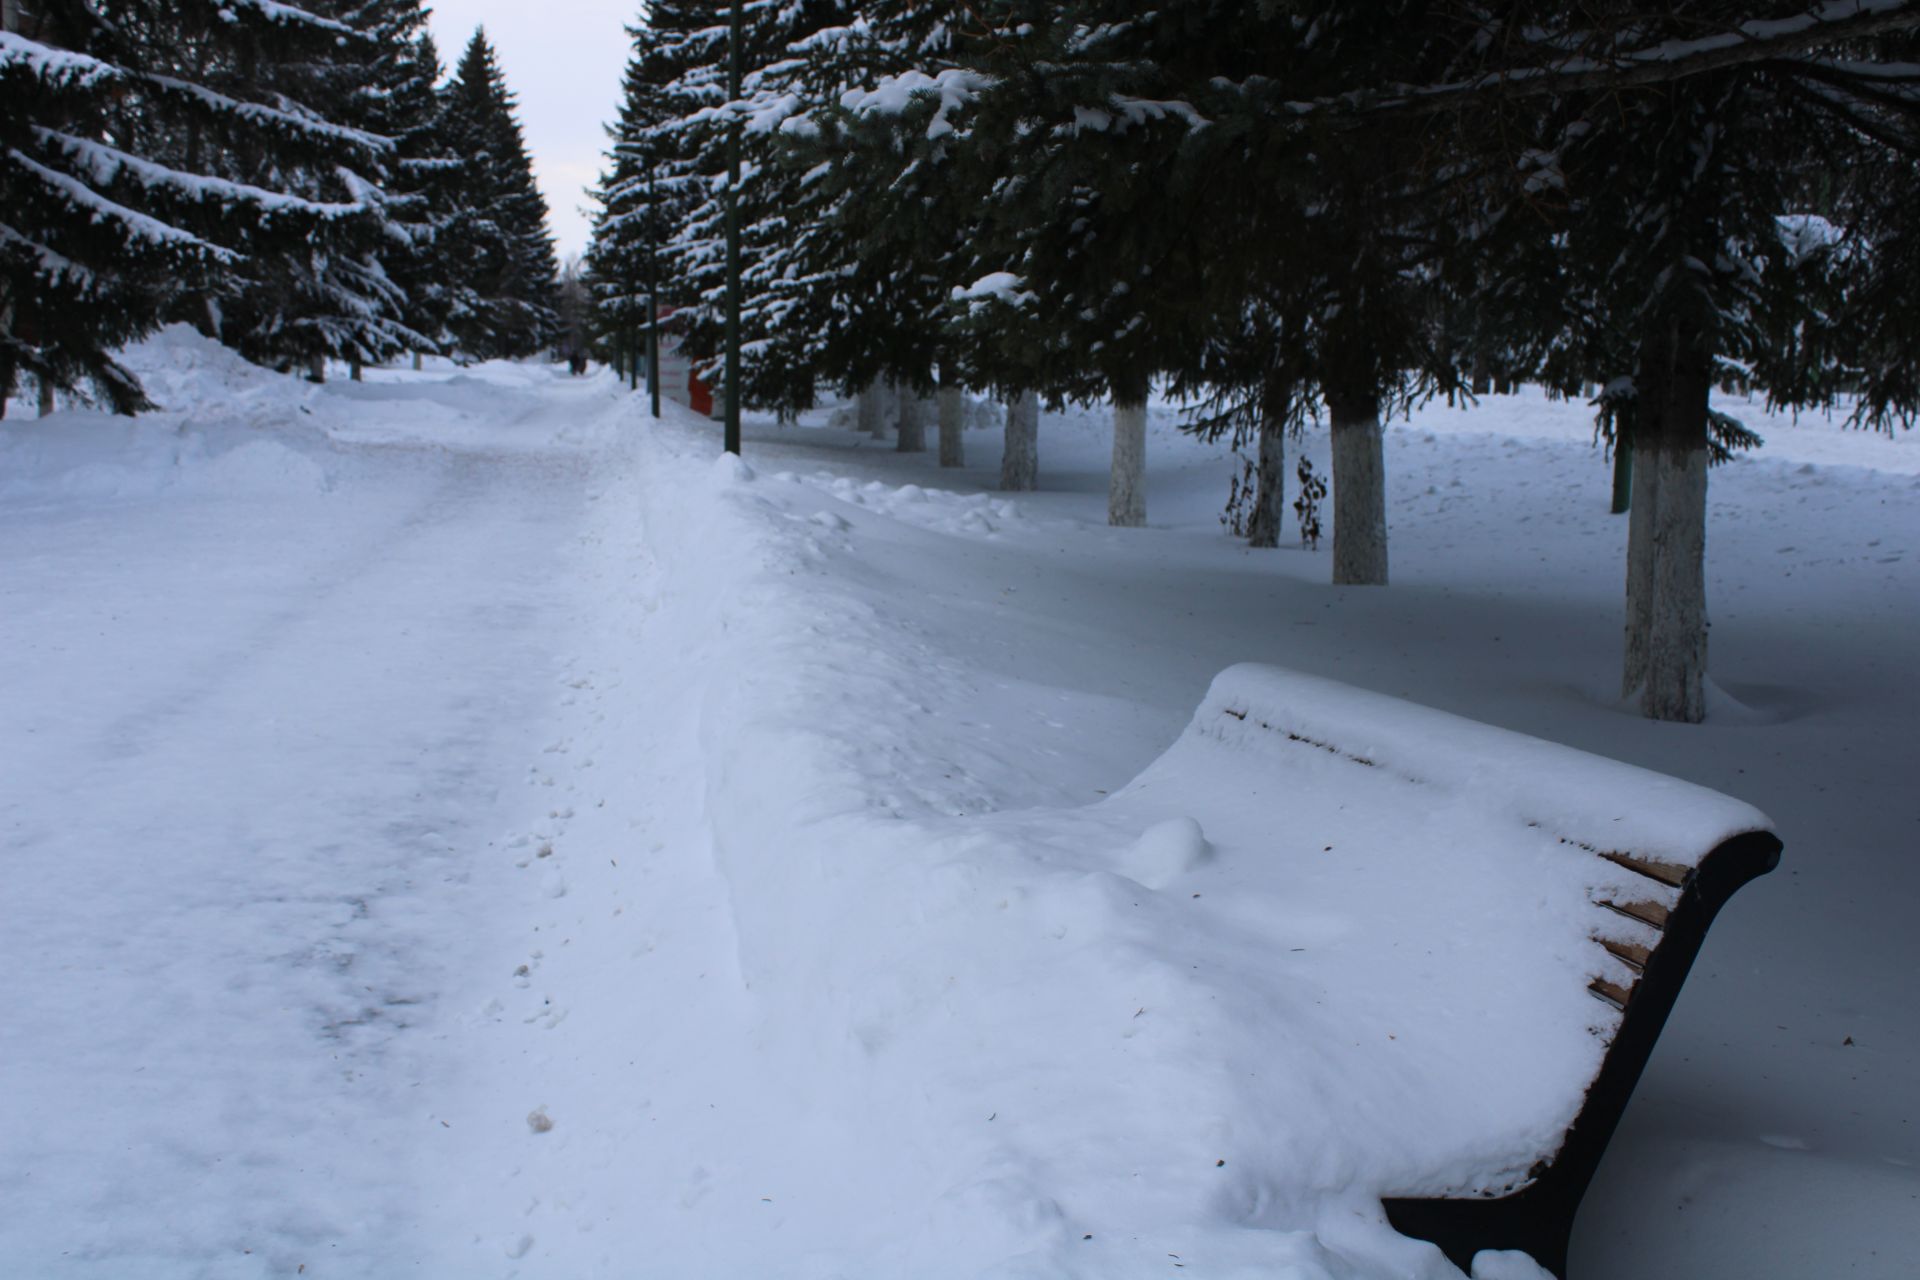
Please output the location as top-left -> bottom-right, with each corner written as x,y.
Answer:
1471,1250 -> 1556,1280
187,437 -> 330,496
803,472 -> 1025,538
116,324 -> 311,418
0,410 -> 330,502
1118,815 -> 1210,887
711,450 -> 756,486
1,328 -> 339,503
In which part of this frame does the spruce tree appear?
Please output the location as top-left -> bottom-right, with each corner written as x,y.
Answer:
585,2 -> 720,384
439,29 -> 558,361
3,2 -> 175,413
805,1 -> 1277,523
786,4 -> 992,427
1,0 -> 392,410
207,0 -> 425,379
341,3 -> 457,362
656,0 -> 851,418
1442,6 -> 1920,720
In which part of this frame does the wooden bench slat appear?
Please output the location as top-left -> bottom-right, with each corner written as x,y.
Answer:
1597,897 -> 1672,930
1598,937 -> 1653,972
1597,849 -> 1693,889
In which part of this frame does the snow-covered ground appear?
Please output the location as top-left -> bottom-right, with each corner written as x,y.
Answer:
2,334 -> 1914,1278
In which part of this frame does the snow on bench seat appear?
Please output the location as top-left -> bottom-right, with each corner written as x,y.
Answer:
1072,664 -> 1778,1274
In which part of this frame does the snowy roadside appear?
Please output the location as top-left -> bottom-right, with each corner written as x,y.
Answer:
462,388 -> 1917,1280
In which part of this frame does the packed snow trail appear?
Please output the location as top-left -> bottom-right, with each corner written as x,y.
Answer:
0,351 -> 631,1276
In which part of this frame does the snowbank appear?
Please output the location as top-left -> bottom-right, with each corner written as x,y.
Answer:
1,327 -> 334,502
0,328 -> 605,505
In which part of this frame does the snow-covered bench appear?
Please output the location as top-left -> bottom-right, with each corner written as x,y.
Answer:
1120,666 -> 1780,1278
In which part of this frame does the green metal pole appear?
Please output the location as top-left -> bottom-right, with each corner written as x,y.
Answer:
723,0 -> 743,455
1610,413 -> 1633,514
1610,441 -> 1633,514
648,164 -> 662,420
648,297 -> 661,419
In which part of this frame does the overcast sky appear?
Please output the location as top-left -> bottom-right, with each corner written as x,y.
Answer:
427,1 -> 638,260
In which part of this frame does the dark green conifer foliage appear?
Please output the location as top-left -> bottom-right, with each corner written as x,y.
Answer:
208,0 -> 427,376
0,0 -> 389,410
439,29 -> 559,361
659,0 -> 849,417
1447,6 -> 1920,719
585,2 -> 721,371
341,3 -> 458,358
775,4 -> 994,410
3,2 -> 176,412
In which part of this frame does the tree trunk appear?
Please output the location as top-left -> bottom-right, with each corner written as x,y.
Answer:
307,354 -> 325,384
38,374 -> 55,417
879,380 -> 897,437
0,287 -> 12,419
412,351 -> 423,372
896,385 -> 927,453
1327,388 -> 1388,585
1247,376 -> 1291,548
2,1 -> 40,36
1109,396 -> 1147,527
1622,316 -> 1712,723
856,382 -> 884,437
937,381 -> 964,467
349,356 -> 363,383
1001,390 -> 1038,491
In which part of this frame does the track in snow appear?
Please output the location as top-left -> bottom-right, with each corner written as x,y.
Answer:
0,369 -> 620,1277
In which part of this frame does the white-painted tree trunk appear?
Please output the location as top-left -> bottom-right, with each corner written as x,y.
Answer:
1623,445 -> 1708,722
1247,384 -> 1290,548
896,385 -> 928,453
1001,390 -> 1038,491
937,385 -> 964,467
1328,393 -> 1387,585
1109,398 -> 1147,527
1621,315 -> 1713,723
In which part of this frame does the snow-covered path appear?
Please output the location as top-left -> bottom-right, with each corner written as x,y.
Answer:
0,364 -> 617,1276
5,340 -> 1914,1279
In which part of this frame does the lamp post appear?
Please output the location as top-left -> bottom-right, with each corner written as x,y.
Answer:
648,167 -> 661,420
723,0 -> 743,454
